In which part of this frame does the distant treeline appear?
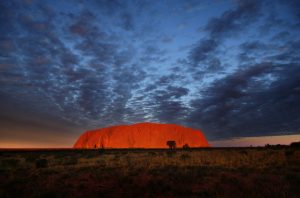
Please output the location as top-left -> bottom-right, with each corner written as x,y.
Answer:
264,141 -> 300,148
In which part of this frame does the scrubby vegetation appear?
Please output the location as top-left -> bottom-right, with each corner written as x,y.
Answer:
35,158 -> 48,168
0,147 -> 299,197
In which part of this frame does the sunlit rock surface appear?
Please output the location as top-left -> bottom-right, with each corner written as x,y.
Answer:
73,123 -> 210,148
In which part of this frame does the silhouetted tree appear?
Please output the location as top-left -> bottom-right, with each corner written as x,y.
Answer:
183,144 -> 190,149
167,140 -> 176,149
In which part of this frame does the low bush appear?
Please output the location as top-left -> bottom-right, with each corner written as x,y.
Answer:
166,151 -> 176,157
35,159 -> 48,168
180,154 -> 191,161
285,149 -> 295,156
62,157 -> 78,165
1,159 -> 20,168
148,152 -> 157,156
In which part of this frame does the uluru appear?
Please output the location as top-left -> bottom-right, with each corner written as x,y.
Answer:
73,122 -> 210,148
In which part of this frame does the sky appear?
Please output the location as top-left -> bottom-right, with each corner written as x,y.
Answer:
0,0 -> 300,148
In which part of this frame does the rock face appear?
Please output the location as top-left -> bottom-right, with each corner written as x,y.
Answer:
73,122 -> 210,148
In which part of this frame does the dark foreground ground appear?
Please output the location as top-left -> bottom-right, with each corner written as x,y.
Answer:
0,147 -> 300,198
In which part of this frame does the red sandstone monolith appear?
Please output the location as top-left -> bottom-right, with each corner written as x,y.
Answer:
73,122 -> 210,148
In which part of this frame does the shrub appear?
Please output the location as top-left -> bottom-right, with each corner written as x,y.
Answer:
166,151 -> 176,157
62,157 -> 78,165
99,148 -> 105,154
1,159 -> 20,168
148,152 -> 157,156
180,154 -> 190,161
35,159 -> 48,168
285,149 -> 295,156
25,155 -> 36,163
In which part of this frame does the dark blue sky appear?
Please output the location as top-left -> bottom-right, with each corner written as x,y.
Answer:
1,0 -> 300,147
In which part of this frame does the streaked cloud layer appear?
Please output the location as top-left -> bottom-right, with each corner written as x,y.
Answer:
0,0 -> 300,146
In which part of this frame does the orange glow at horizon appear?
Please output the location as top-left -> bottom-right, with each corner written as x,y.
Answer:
0,127 -> 78,148
0,141 -> 71,148
211,134 -> 300,147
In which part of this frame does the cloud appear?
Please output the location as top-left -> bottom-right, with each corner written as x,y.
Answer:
182,0 -> 300,140
188,62 -> 300,139
140,45 -> 167,63
161,35 -> 173,43
239,41 -> 267,51
271,31 -> 290,41
151,87 -> 190,124
121,12 -> 134,31
1,0 -> 300,147
280,0 -> 300,20
92,0 -> 125,14
205,0 -> 261,38
189,0 -> 262,67
189,39 -> 218,65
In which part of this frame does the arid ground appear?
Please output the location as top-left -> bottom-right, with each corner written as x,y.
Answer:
1,147 -> 299,197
